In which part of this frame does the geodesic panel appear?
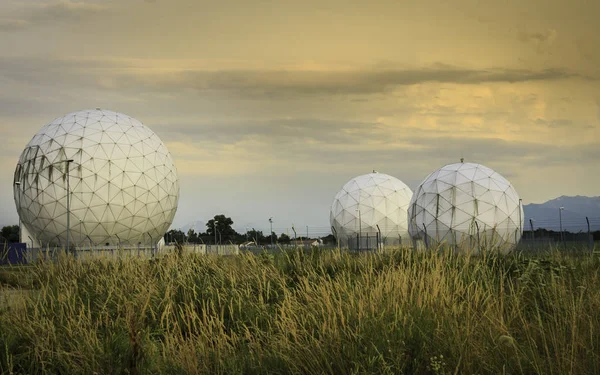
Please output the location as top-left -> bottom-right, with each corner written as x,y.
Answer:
13,109 -> 179,248
330,172 -> 413,246
408,162 -> 523,253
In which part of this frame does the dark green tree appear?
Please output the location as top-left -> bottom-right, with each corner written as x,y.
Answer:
246,228 -> 266,245
0,225 -> 19,244
164,229 -> 186,244
206,215 -> 237,244
321,234 -> 336,245
0,225 -> 19,243
268,231 -> 277,246
187,229 -> 199,244
232,232 -> 247,244
278,233 -> 291,244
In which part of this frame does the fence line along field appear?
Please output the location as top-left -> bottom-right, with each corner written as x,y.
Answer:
1,247 -> 599,374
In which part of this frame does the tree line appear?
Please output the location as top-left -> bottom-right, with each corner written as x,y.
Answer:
163,214 -> 329,245
0,216 -> 332,246
3,219 -> 596,246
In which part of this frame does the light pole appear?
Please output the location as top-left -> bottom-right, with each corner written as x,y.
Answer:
559,207 -> 565,245
65,159 -> 74,254
214,220 -> 218,245
269,217 -> 273,247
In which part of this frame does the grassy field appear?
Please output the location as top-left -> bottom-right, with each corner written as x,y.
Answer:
0,247 -> 599,374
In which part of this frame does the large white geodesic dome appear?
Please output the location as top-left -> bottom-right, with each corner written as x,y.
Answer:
408,162 -> 523,253
13,109 -> 179,248
330,172 -> 413,247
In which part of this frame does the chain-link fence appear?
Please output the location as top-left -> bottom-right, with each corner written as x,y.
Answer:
4,217 -> 598,259
304,216 -> 599,252
517,216 -> 598,252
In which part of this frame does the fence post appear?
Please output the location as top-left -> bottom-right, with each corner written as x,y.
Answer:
423,223 -> 429,249
587,217 -> 593,252
356,233 -> 359,251
529,219 -> 534,241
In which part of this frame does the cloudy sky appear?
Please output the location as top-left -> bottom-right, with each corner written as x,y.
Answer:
1,0 -> 599,235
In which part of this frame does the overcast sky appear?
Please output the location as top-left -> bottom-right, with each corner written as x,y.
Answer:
1,0 -> 599,235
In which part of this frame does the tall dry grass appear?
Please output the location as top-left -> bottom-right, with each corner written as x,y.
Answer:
0,247 -> 599,374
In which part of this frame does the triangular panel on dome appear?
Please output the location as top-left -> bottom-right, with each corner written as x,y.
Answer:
452,207 -> 474,231
436,169 -> 457,185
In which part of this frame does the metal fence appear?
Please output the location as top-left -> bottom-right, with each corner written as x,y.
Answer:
518,232 -> 596,252
517,216 -> 599,252
343,232 -> 408,251
0,243 -> 26,265
19,246 -> 161,263
4,217 -> 598,261
0,243 -> 240,264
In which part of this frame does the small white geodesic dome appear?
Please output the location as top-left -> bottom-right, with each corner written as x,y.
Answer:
330,172 -> 413,247
13,109 -> 179,248
408,162 -> 523,253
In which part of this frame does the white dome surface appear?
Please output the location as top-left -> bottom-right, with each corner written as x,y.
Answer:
408,162 -> 523,252
330,172 -> 413,246
13,109 -> 179,248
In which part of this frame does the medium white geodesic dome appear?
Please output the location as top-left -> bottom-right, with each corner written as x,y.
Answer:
408,162 -> 523,253
330,172 -> 413,247
13,109 -> 179,248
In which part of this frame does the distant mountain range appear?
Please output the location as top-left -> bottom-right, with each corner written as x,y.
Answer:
523,196 -> 600,232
